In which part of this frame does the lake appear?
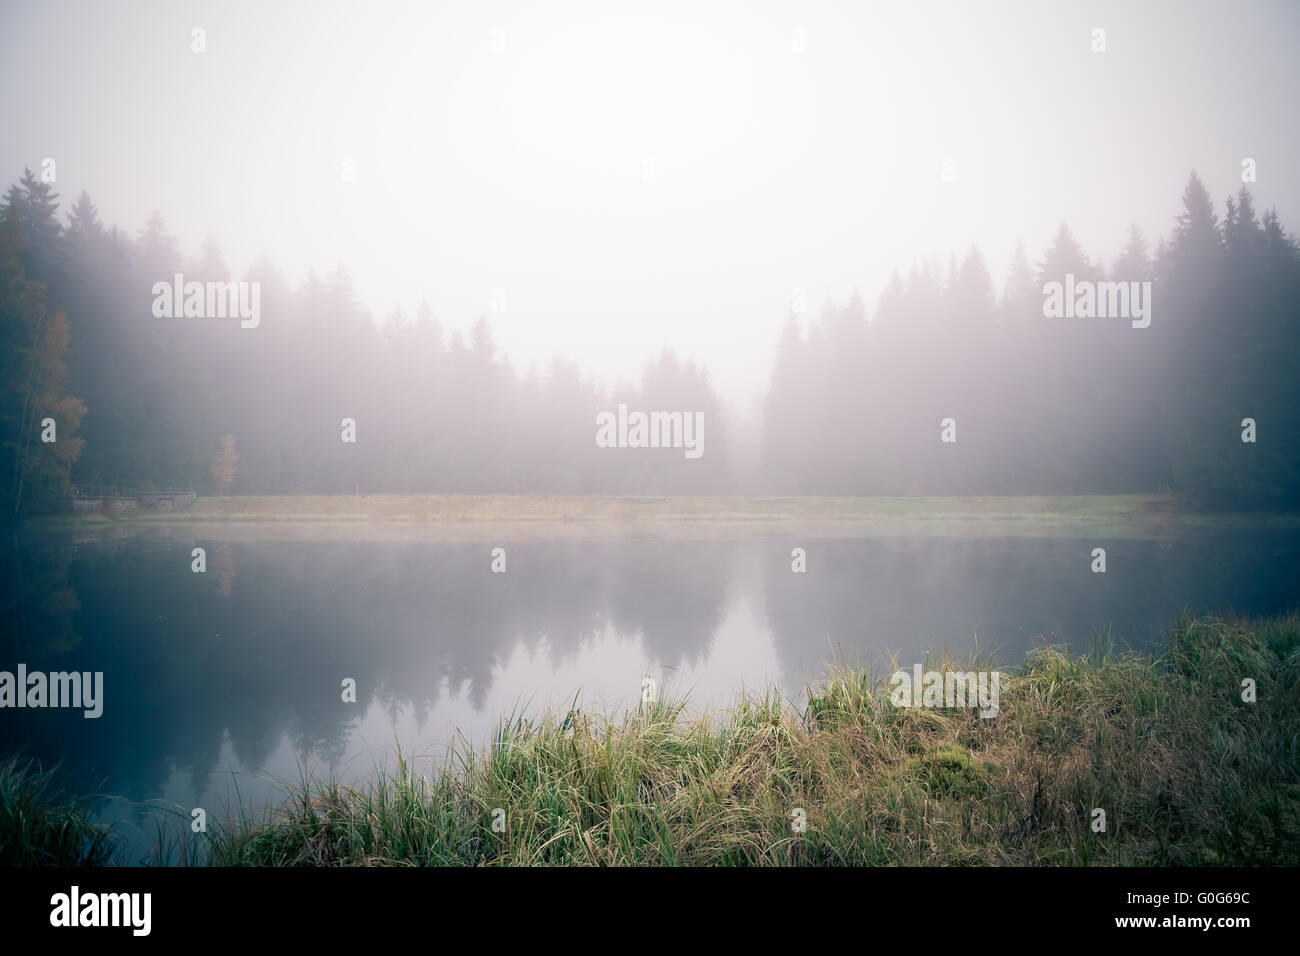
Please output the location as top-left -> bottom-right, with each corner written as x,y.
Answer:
2,519 -> 1297,861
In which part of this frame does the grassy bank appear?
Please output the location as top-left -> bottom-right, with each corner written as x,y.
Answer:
0,757 -> 114,866
5,613 -> 1298,866
37,493 -> 1224,540
59,492 -> 1171,522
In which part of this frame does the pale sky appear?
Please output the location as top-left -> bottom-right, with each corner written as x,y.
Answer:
2,0 -> 1298,407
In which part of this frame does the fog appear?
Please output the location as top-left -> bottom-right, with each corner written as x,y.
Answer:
3,2 -> 1300,881
4,0 -> 1298,405
2,0 -> 1299,512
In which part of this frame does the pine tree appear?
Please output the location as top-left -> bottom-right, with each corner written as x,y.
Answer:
0,167 -> 64,286
0,216 -> 85,518
997,240 -> 1038,325
136,211 -> 180,273
65,191 -> 103,249
1170,171 -> 1222,276
196,235 -> 228,279
953,247 -> 996,322
1037,223 -> 1094,284
1111,225 -> 1151,280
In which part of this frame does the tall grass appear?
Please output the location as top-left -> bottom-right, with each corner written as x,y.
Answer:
0,756 -> 114,865
202,613 -> 1299,866
4,613 -> 1298,866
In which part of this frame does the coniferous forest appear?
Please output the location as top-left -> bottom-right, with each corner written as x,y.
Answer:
5,0 -> 1300,910
2,167 -> 1298,518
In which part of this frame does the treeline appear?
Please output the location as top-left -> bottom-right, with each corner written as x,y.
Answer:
0,169 -> 1297,514
763,174 -> 1300,507
0,169 -> 731,513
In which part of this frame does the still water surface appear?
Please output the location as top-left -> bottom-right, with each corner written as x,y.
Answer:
2,524 -> 1296,860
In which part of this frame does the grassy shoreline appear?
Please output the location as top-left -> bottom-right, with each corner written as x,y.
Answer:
49,492 -> 1176,521
4,612 -> 1298,866
33,492 -> 1273,541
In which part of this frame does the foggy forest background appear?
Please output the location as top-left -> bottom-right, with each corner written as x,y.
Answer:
2,167 -> 1299,519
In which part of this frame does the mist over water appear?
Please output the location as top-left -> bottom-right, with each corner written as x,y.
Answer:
3,0 -> 1300,404
3,525 -> 1297,860
0,0 -> 1298,878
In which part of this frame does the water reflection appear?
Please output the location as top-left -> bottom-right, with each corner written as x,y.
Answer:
1,527 -> 1297,859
